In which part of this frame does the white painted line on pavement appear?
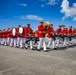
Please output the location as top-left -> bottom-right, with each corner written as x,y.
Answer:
0,67 -> 16,73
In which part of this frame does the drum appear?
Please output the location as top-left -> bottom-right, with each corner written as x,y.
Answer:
12,28 -> 16,37
19,27 -> 23,36
71,35 -> 75,39
55,34 -> 60,37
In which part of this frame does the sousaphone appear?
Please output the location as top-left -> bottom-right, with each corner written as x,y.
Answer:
43,21 -> 50,30
43,21 -> 50,37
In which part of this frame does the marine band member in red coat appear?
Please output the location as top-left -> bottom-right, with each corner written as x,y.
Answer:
55,26 -> 62,47
16,25 -> 23,48
2,29 -> 7,45
0,30 -> 1,44
55,25 -> 65,48
6,28 -> 11,46
22,26 -> 27,48
62,28 -> 68,47
0,30 -> 3,45
37,21 -> 48,52
1,30 -> 4,45
33,30 -> 39,44
11,27 -> 17,47
47,24 -> 57,50
9,28 -> 13,47
24,24 -> 34,50
67,26 -> 72,46
71,28 -> 75,46
75,29 -> 76,42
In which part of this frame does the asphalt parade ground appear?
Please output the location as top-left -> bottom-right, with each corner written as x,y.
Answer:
0,45 -> 76,75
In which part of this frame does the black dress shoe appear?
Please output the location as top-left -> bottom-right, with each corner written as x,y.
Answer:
31,48 -> 34,50
37,49 -> 41,51
20,47 -> 24,49
25,47 -> 28,49
53,48 -> 57,50
16,46 -> 19,48
10,46 -> 13,47
69,46 -> 71,47
72,45 -> 75,46
47,47 -> 50,49
62,47 -> 66,49
44,50 -> 49,52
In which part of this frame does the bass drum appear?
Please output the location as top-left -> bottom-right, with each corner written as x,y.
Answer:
19,27 -> 23,36
12,28 -> 16,36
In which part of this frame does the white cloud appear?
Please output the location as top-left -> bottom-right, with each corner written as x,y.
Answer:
26,15 -> 43,20
41,4 -> 45,7
19,15 -> 43,21
19,4 -> 27,6
19,15 -> 26,19
73,16 -> 76,21
47,0 -> 58,5
60,0 -> 76,21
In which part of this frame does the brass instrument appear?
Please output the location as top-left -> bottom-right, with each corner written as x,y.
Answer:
34,30 -> 38,37
43,21 -> 50,37
43,21 -> 50,30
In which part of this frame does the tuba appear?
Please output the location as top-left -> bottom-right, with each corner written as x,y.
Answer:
43,21 -> 50,37
43,21 -> 50,30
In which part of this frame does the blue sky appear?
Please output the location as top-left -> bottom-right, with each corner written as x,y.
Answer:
0,0 -> 76,30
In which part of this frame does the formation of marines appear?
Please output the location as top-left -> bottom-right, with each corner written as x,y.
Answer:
0,21 -> 76,52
